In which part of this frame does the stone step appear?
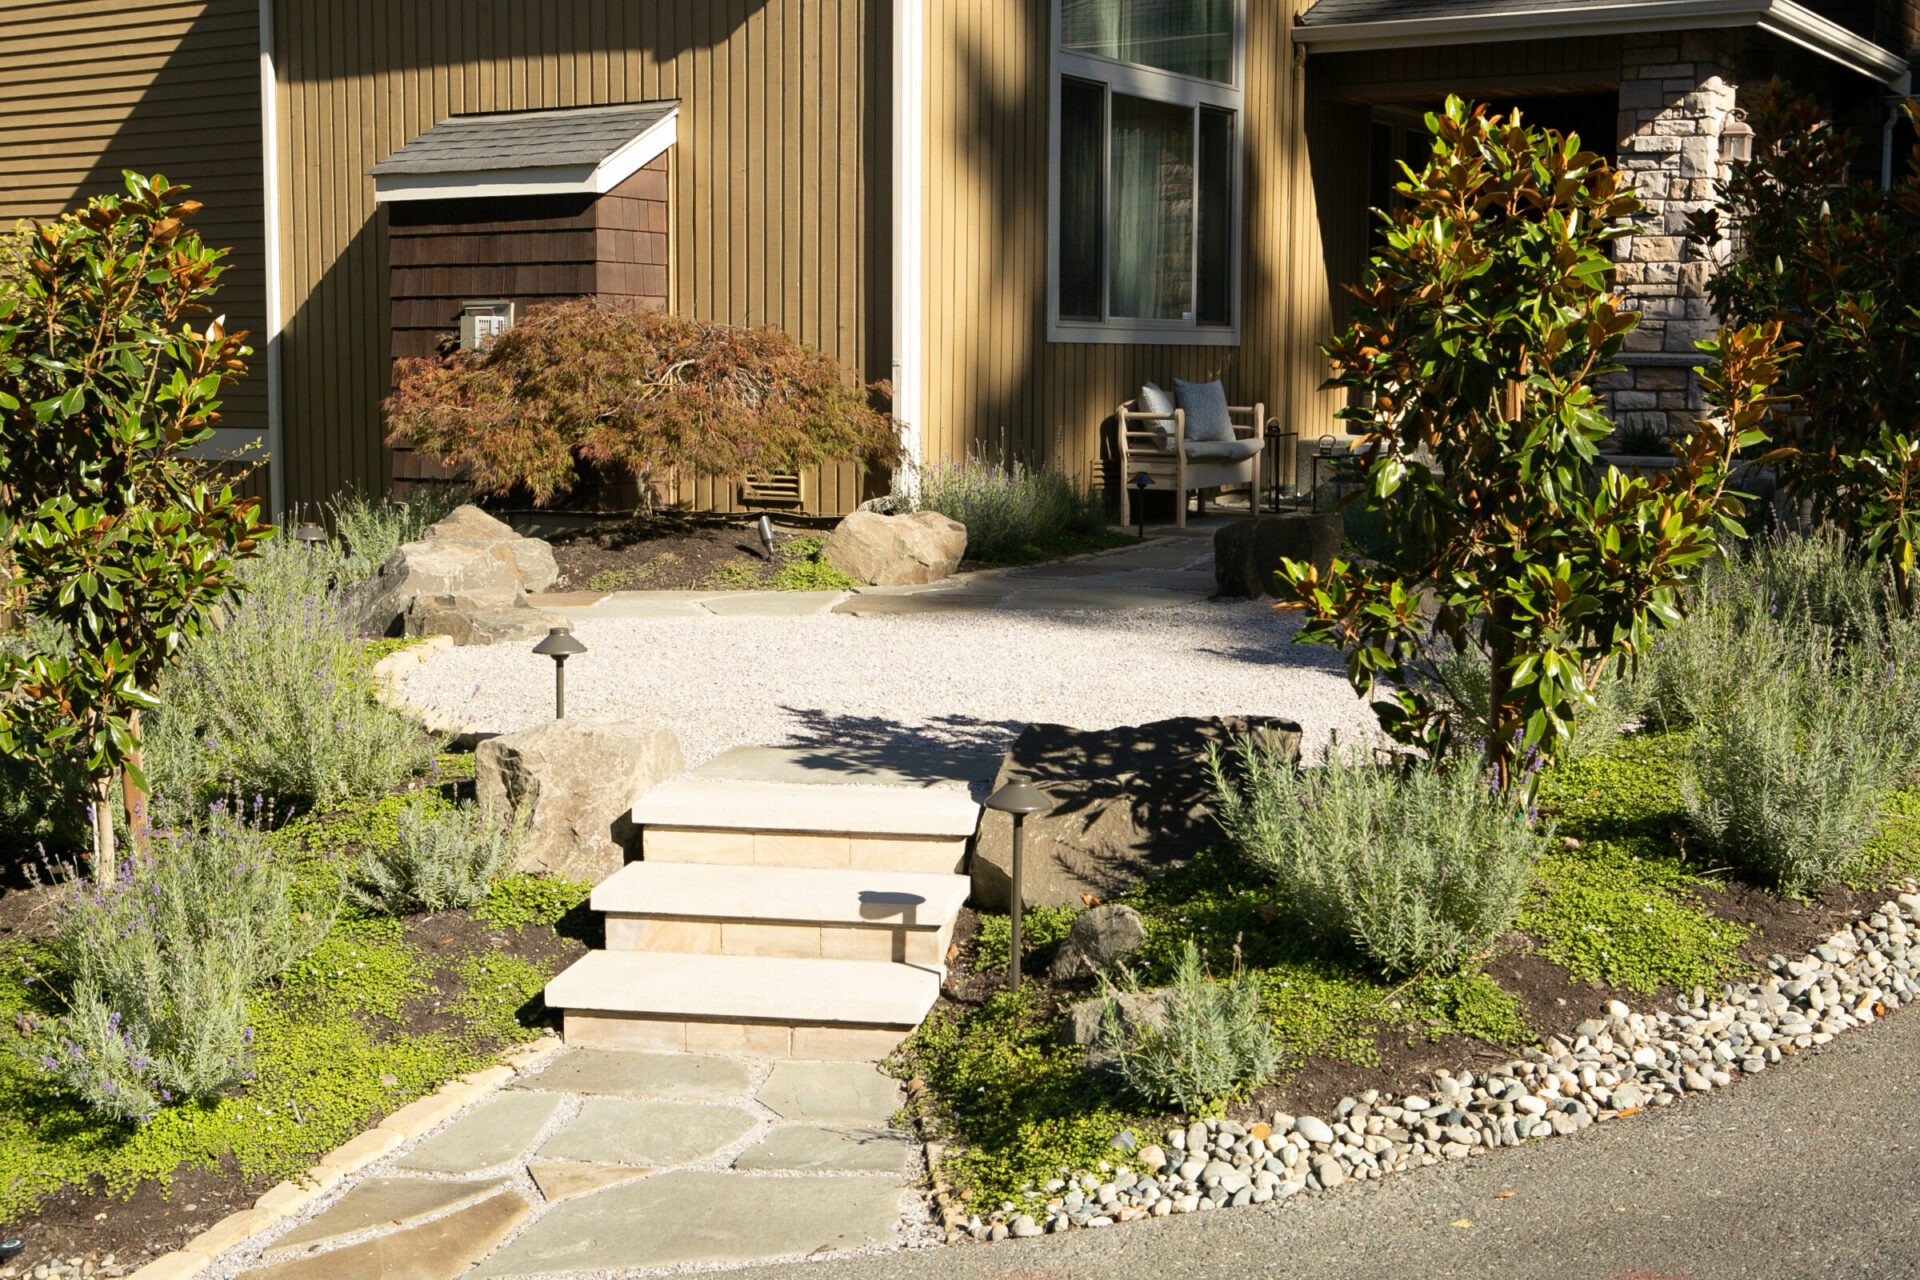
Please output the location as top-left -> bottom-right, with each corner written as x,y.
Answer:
544,951 -> 941,1061
635,778 -> 980,874
594,863 -> 970,965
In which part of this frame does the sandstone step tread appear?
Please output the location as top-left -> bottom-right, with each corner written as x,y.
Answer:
633,778 -> 980,838
594,862 -> 970,929
545,951 -> 941,1029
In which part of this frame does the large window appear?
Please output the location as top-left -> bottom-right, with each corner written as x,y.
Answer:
1050,0 -> 1243,344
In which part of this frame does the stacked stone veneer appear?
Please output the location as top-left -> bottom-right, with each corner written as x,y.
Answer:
1603,31 -> 1744,440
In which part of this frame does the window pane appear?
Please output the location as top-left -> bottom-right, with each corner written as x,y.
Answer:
1058,78 -> 1105,322
1196,106 -> 1233,327
1108,94 -> 1193,321
1062,0 -> 1234,84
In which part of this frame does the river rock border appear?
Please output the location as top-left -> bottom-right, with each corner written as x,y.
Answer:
942,885 -> 1920,1242
124,1036 -> 562,1280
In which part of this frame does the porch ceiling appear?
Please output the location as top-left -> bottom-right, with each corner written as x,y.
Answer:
1294,0 -> 1910,90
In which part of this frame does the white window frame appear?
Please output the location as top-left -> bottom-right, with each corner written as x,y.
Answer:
1047,0 -> 1246,346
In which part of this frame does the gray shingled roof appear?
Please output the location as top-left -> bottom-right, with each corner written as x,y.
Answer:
370,101 -> 678,177
1299,0 -> 1646,26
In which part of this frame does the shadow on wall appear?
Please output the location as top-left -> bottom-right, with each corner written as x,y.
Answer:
34,0 -> 272,454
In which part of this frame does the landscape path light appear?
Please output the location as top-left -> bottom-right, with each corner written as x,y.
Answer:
1130,472 -> 1155,540
293,523 -> 327,551
532,624 -> 587,720
982,780 -> 1053,990
758,514 -> 776,560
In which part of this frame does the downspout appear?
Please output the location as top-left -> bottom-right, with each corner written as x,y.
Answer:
891,0 -> 924,497
1883,74 -> 1910,189
259,0 -> 286,518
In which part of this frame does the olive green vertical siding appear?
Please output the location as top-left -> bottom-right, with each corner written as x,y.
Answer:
273,0 -> 888,514
0,0 -> 269,457
919,0 -> 1344,494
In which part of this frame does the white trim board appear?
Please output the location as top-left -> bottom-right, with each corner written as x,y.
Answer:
1294,0 -> 1909,89
372,112 -> 678,204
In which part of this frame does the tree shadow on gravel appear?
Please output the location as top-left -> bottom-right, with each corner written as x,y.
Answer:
774,708 -> 1021,794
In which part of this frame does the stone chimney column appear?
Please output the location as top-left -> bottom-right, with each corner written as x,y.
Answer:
1604,31 -> 1743,441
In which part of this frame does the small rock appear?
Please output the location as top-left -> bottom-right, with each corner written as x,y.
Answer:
1293,1116 -> 1335,1145
1051,905 -> 1150,980
1009,1215 -> 1043,1238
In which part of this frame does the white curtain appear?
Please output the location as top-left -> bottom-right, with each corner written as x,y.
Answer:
1109,94 -> 1192,320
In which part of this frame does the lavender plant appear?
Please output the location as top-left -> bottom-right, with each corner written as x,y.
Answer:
1209,735 -> 1544,977
350,795 -> 525,915
897,449 -> 1107,564
140,536 -> 442,821
1096,940 -> 1280,1114
22,806 -> 331,1122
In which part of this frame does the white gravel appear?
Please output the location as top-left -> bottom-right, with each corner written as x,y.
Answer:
398,600 -> 1378,770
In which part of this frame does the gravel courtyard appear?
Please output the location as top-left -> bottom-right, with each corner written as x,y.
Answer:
397,600 -> 1379,771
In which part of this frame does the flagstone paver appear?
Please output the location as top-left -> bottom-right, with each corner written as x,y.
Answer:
223,1044 -> 927,1280
240,1189 -> 531,1280
535,1097 -> 759,1166
733,1125 -> 914,1173
266,1178 -> 507,1256
524,1160 -> 655,1204
509,1046 -> 755,1101
395,1092 -> 564,1174
467,1172 -> 905,1276
756,1060 -> 904,1125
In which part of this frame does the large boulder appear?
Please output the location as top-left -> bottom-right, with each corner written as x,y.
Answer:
423,504 -> 560,592
1213,514 -> 1342,599
971,716 -> 1302,911
1050,903 -> 1148,981
822,510 -> 967,586
405,594 -> 567,647
475,718 -> 684,883
353,504 -> 560,638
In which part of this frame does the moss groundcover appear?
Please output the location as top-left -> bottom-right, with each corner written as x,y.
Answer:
0,759 -> 590,1267
894,729 -> 1920,1215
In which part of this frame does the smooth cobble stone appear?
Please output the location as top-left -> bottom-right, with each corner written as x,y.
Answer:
986,888 -> 1920,1245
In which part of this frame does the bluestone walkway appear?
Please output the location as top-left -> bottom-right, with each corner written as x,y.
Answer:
216,1050 -> 925,1279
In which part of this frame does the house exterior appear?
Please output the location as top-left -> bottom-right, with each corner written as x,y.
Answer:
0,1 -> 1912,518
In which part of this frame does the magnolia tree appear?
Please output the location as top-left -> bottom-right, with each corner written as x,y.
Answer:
0,173 -> 269,875
1691,83 -> 1920,612
1279,98 -> 1792,788
383,298 -> 900,506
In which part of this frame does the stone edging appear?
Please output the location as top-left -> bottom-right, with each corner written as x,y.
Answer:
126,1035 -> 562,1280
367,634 -> 492,746
948,883 -> 1920,1242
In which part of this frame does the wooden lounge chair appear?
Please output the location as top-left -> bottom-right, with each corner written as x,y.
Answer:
1115,396 -> 1267,529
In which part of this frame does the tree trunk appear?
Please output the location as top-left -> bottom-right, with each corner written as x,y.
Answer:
1483,602 -> 1517,792
90,771 -> 118,884
121,708 -> 150,857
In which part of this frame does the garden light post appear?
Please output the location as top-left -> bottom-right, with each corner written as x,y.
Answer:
531,624 -> 587,720
293,523 -> 327,551
1130,472 -> 1155,540
983,781 -> 1053,990
758,514 -> 776,560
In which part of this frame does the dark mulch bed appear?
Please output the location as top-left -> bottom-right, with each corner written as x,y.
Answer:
546,512 -> 834,592
933,877 -> 1875,1135
14,1157 -> 254,1278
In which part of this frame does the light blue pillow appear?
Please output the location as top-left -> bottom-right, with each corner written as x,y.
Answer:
1173,378 -> 1235,442
1138,383 -> 1179,452
1139,382 -> 1176,414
